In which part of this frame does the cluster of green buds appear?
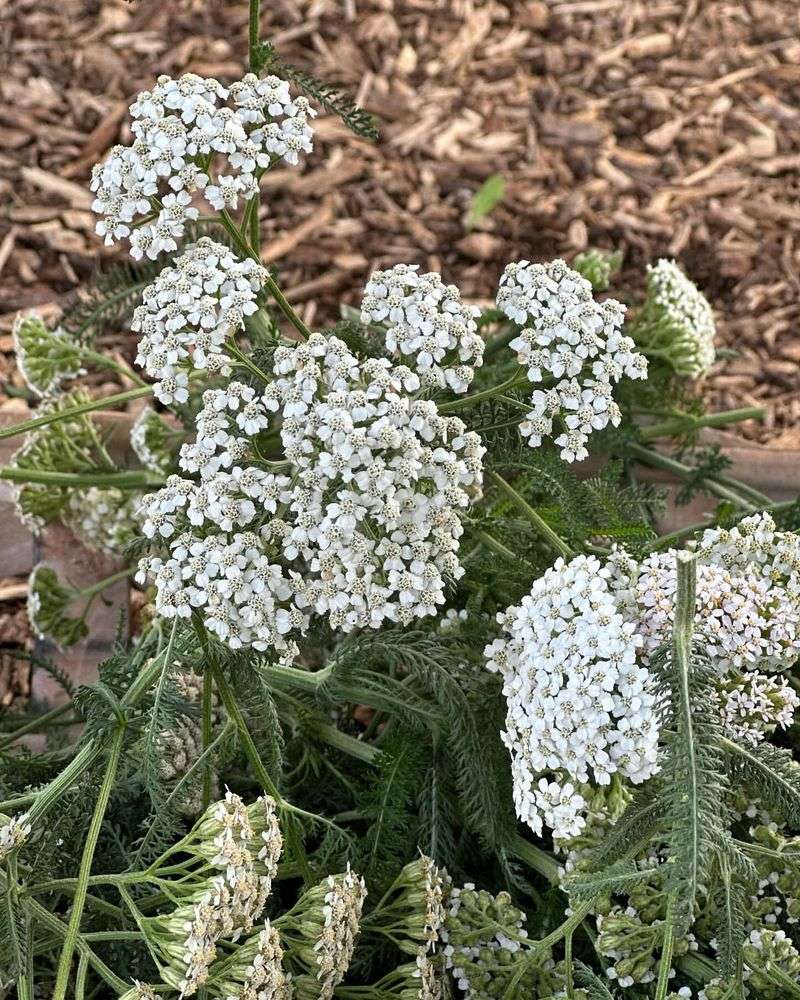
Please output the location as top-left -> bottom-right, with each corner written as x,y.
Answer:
8,389 -> 126,533
143,791 -> 283,996
748,822 -> 800,924
366,855 -> 450,955
596,892 -> 695,990
440,884 -> 562,998
206,919 -> 292,999
12,312 -> 84,398
742,928 -> 800,998
0,811 -> 32,864
628,258 -> 716,379
572,248 -> 623,292
556,779 -> 632,879
276,865 -> 367,999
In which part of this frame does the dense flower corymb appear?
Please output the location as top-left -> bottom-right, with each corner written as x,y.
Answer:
496,258 -> 647,462
361,264 -> 484,393
609,513 -> 800,672
485,553 -> 659,839
137,334 -> 484,658
91,72 -> 315,260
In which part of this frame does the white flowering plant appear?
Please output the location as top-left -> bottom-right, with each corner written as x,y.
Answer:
1,6 -> 799,1000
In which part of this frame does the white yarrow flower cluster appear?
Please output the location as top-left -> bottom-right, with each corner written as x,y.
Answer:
212,919 -> 292,1000
609,514 -> 800,672
361,264 -> 484,393
716,671 -> 799,745
286,865 -> 367,1000
496,259 -> 647,462
137,335 -> 484,658
263,334 -> 485,631
90,72 -> 315,260
485,554 -> 659,840
133,237 -> 266,405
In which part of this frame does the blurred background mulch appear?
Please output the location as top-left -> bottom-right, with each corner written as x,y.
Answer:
0,0 -> 799,671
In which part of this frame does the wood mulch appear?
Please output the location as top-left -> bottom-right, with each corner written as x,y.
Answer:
0,0 -> 799,685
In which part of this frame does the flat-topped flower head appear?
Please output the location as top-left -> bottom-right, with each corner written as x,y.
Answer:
609,514 -> 800,673
91,72 -> 316,260
361,264 -> 484,393
138,334 -> 484,658
485,553 -> 659,838
496,258 -> 647,462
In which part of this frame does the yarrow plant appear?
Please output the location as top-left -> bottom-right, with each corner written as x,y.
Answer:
1,6 -> 798,1000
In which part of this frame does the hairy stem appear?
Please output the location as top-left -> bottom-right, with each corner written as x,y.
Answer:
438,368 -> 528,413
639,406 -> 764,441
0,385 -> 153,441
218,210 -> 310,340
249,0 -> 262,70
508,833 -> 561,883
0,467 -> 160,489
488,470 -> 574,559
201,668 -> 214,810
654,893 -> 677,1000
52,724 -> 125,1000
629,443 -> 756,509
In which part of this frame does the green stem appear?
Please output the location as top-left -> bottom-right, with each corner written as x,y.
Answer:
502,902 -> 594,1000
0,467 -> 160,489
476,530 -> 521,564
208,659 -> 282,804
22,646 -> 167,826
52,724 -> 125,1000
79,348 -> 148,388
79,566 -> 136,602
488,470 -> 574,559
249,0 -> 262,70
639,406 -> 764,441
438,368 -> 527,413
0,385 -> 153,441
315,722 -> 380,764
508,833 -> 561,884
218,210 -> 310,340
201,668 -> 213,810
74,952 -> 89,1000
712,473 -> 773,508
654,893 -> 677,1000
24,895 -> 128,993
628,443 -> 756,509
